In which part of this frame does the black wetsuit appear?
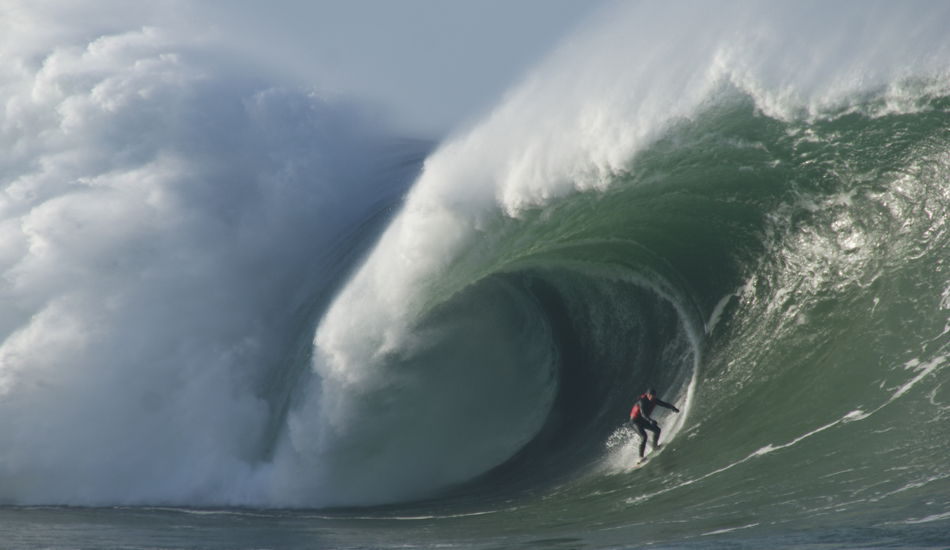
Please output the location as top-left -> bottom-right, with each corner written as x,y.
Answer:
629,393 -> 678,458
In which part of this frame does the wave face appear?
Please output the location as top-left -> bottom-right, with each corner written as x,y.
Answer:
2,1 -> 950,545
296,1 -> 950,519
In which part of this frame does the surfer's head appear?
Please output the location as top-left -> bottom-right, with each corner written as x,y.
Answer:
647,388 -> 656,397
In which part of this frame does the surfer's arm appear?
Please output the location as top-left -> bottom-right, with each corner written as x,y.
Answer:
654,399 -> 680,413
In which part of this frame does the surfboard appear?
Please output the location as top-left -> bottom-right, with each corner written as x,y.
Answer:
632,444 -> 663,468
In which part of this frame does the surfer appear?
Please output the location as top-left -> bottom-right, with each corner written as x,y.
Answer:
629,388 -> 680,461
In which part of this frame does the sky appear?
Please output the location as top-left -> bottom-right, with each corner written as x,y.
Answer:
189,0 -> 613,137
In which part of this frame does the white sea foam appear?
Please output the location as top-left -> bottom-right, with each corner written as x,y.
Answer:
0,4 -> 402,506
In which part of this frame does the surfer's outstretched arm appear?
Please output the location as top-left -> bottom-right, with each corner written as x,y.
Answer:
654,398 -> 680,412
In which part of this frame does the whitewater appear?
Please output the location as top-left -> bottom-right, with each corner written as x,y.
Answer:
2,1 -> 950,548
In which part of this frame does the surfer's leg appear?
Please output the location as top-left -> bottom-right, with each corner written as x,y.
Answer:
642,422 -> 660,447
632,420 -> 648,458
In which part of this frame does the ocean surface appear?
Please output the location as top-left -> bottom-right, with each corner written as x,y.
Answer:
2,2 -> 950,549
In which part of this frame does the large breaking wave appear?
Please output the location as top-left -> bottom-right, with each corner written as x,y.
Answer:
2,2 -> 950,536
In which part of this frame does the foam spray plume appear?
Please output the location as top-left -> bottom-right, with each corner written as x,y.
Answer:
0,6 -> 429,506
